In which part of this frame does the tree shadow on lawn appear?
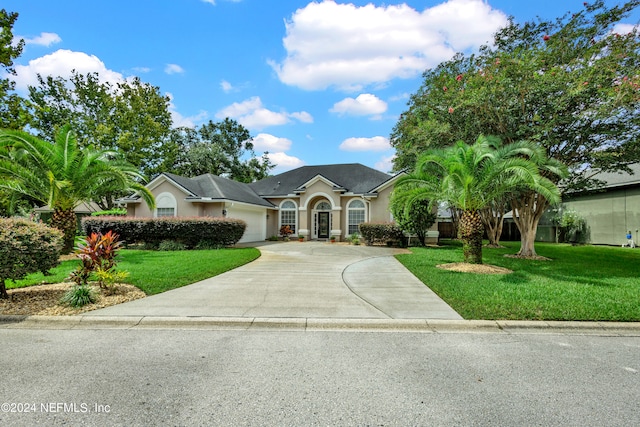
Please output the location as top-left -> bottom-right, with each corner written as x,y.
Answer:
484,242 -> 640,288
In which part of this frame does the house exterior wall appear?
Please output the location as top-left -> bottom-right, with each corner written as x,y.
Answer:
133,180 -> 199,217
563,186 -> 640,245
369,186 -> 393,223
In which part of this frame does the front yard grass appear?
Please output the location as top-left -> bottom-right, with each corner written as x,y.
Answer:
7,248 -> 261,295
396,241 -> 640,321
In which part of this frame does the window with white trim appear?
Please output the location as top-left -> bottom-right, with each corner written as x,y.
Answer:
155,192 -> 177,217
156,207 -> 175,217
347,199 -> 366,235
280,200 -> 297,234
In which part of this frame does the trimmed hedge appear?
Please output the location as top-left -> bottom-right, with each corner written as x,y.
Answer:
82,216 -> 247,248
0,218 -> 63,298
91,208 -> 127,216
359,222 -> 406,247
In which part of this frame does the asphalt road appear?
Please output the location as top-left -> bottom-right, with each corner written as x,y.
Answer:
1,328 -> 638,426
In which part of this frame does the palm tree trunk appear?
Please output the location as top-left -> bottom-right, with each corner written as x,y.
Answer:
0,280 -> 8,299
459,209 -> 484,264
50,207 -> 77,253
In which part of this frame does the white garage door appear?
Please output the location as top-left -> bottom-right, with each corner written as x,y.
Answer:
227,205 -> 266,243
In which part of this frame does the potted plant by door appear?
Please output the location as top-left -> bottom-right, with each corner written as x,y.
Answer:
298,234 -> 304,242
330,235 -> 336,243
280,225 -> 293,241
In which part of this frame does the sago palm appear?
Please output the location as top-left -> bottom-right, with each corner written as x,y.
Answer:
394,135 -> 563,264
0,125 -> 155,252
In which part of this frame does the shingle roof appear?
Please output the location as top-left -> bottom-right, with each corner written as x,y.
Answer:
131,164 -> 395,208
591,163 -> 640,189
162,172 -> 274,208
249,163 -> 393,196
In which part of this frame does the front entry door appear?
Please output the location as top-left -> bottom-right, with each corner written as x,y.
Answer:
318,212 -> 330,239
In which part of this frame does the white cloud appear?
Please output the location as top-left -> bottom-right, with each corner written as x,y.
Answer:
289,111 -> 313,123
330,93 -> 387,116
19,32 -> 61,47
339,136 -> 390,152
270,0 -> 508,91
375,154 -> 396,173
216,96 -> 313,130
13,49 -> 124,92
165,63 -> 185,75
253,133 -> 293,152
612,23 -> 639,35
133,66 -> 151,73
267,152 -> 305,173
220,80 -> 233,92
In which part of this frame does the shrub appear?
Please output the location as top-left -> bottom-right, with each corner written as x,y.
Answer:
94,268 -> 130,295
158,240 -> 186,251
195,240 -> 224,250
280,225 -> 293,240
554,209 -> 589,244
390,197 -> 437,246
68,231 -> 123,287
359,222 -> 406,247
0,218 -> 64,299
60,285 -> 98,307
82,216 -> 246,248
348,232 -> 361,245
91,208 -> 127,217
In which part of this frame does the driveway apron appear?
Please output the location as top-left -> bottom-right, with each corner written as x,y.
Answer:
86,242 -> 462,319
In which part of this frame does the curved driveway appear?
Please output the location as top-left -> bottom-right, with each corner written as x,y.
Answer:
87,241 -> 462,320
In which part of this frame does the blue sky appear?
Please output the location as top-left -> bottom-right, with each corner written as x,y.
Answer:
5,0 -> 639,174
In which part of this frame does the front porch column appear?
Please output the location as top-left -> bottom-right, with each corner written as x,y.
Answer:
331,208 -> 342,241
298,206 -> 309,237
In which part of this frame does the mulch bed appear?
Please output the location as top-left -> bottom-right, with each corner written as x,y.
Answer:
436,263 -> 513,274
0,282 -> 146,316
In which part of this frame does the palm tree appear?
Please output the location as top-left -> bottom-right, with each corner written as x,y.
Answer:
0,125 -> 155,252
393,135 -> 564,264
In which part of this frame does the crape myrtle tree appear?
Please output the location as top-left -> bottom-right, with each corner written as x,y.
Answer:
0,125 -> 155,253
167,118 -> 274,182
393,136 -> 564,264
28,71 -> 173,207
391,0 -> 640,257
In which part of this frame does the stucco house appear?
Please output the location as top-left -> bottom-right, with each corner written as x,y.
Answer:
121,163 -> 405,243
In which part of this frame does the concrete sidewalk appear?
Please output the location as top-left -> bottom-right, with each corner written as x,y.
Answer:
83,241 -> 463,320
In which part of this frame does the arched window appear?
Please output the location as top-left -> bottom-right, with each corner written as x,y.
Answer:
156,192 -> 177,217
315,201 -> 331,211
280,200 -> 297,234
347,199 -> 366,235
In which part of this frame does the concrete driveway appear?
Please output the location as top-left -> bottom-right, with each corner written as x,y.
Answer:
86,241 -> 462,320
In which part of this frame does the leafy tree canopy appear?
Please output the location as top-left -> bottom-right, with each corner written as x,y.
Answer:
0,9 -> 29,130
392,0 -> 640,193
28,71 -> 173,180
167,118 -> 274,182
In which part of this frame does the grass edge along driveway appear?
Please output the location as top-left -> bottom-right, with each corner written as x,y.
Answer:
8,248 -> 261,296
396,241 -> 640,322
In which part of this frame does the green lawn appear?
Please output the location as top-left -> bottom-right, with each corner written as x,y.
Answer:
396,241 -> 640,321
8,248 -> 261,295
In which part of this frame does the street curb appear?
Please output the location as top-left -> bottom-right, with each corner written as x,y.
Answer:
2,315 -> 640,335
